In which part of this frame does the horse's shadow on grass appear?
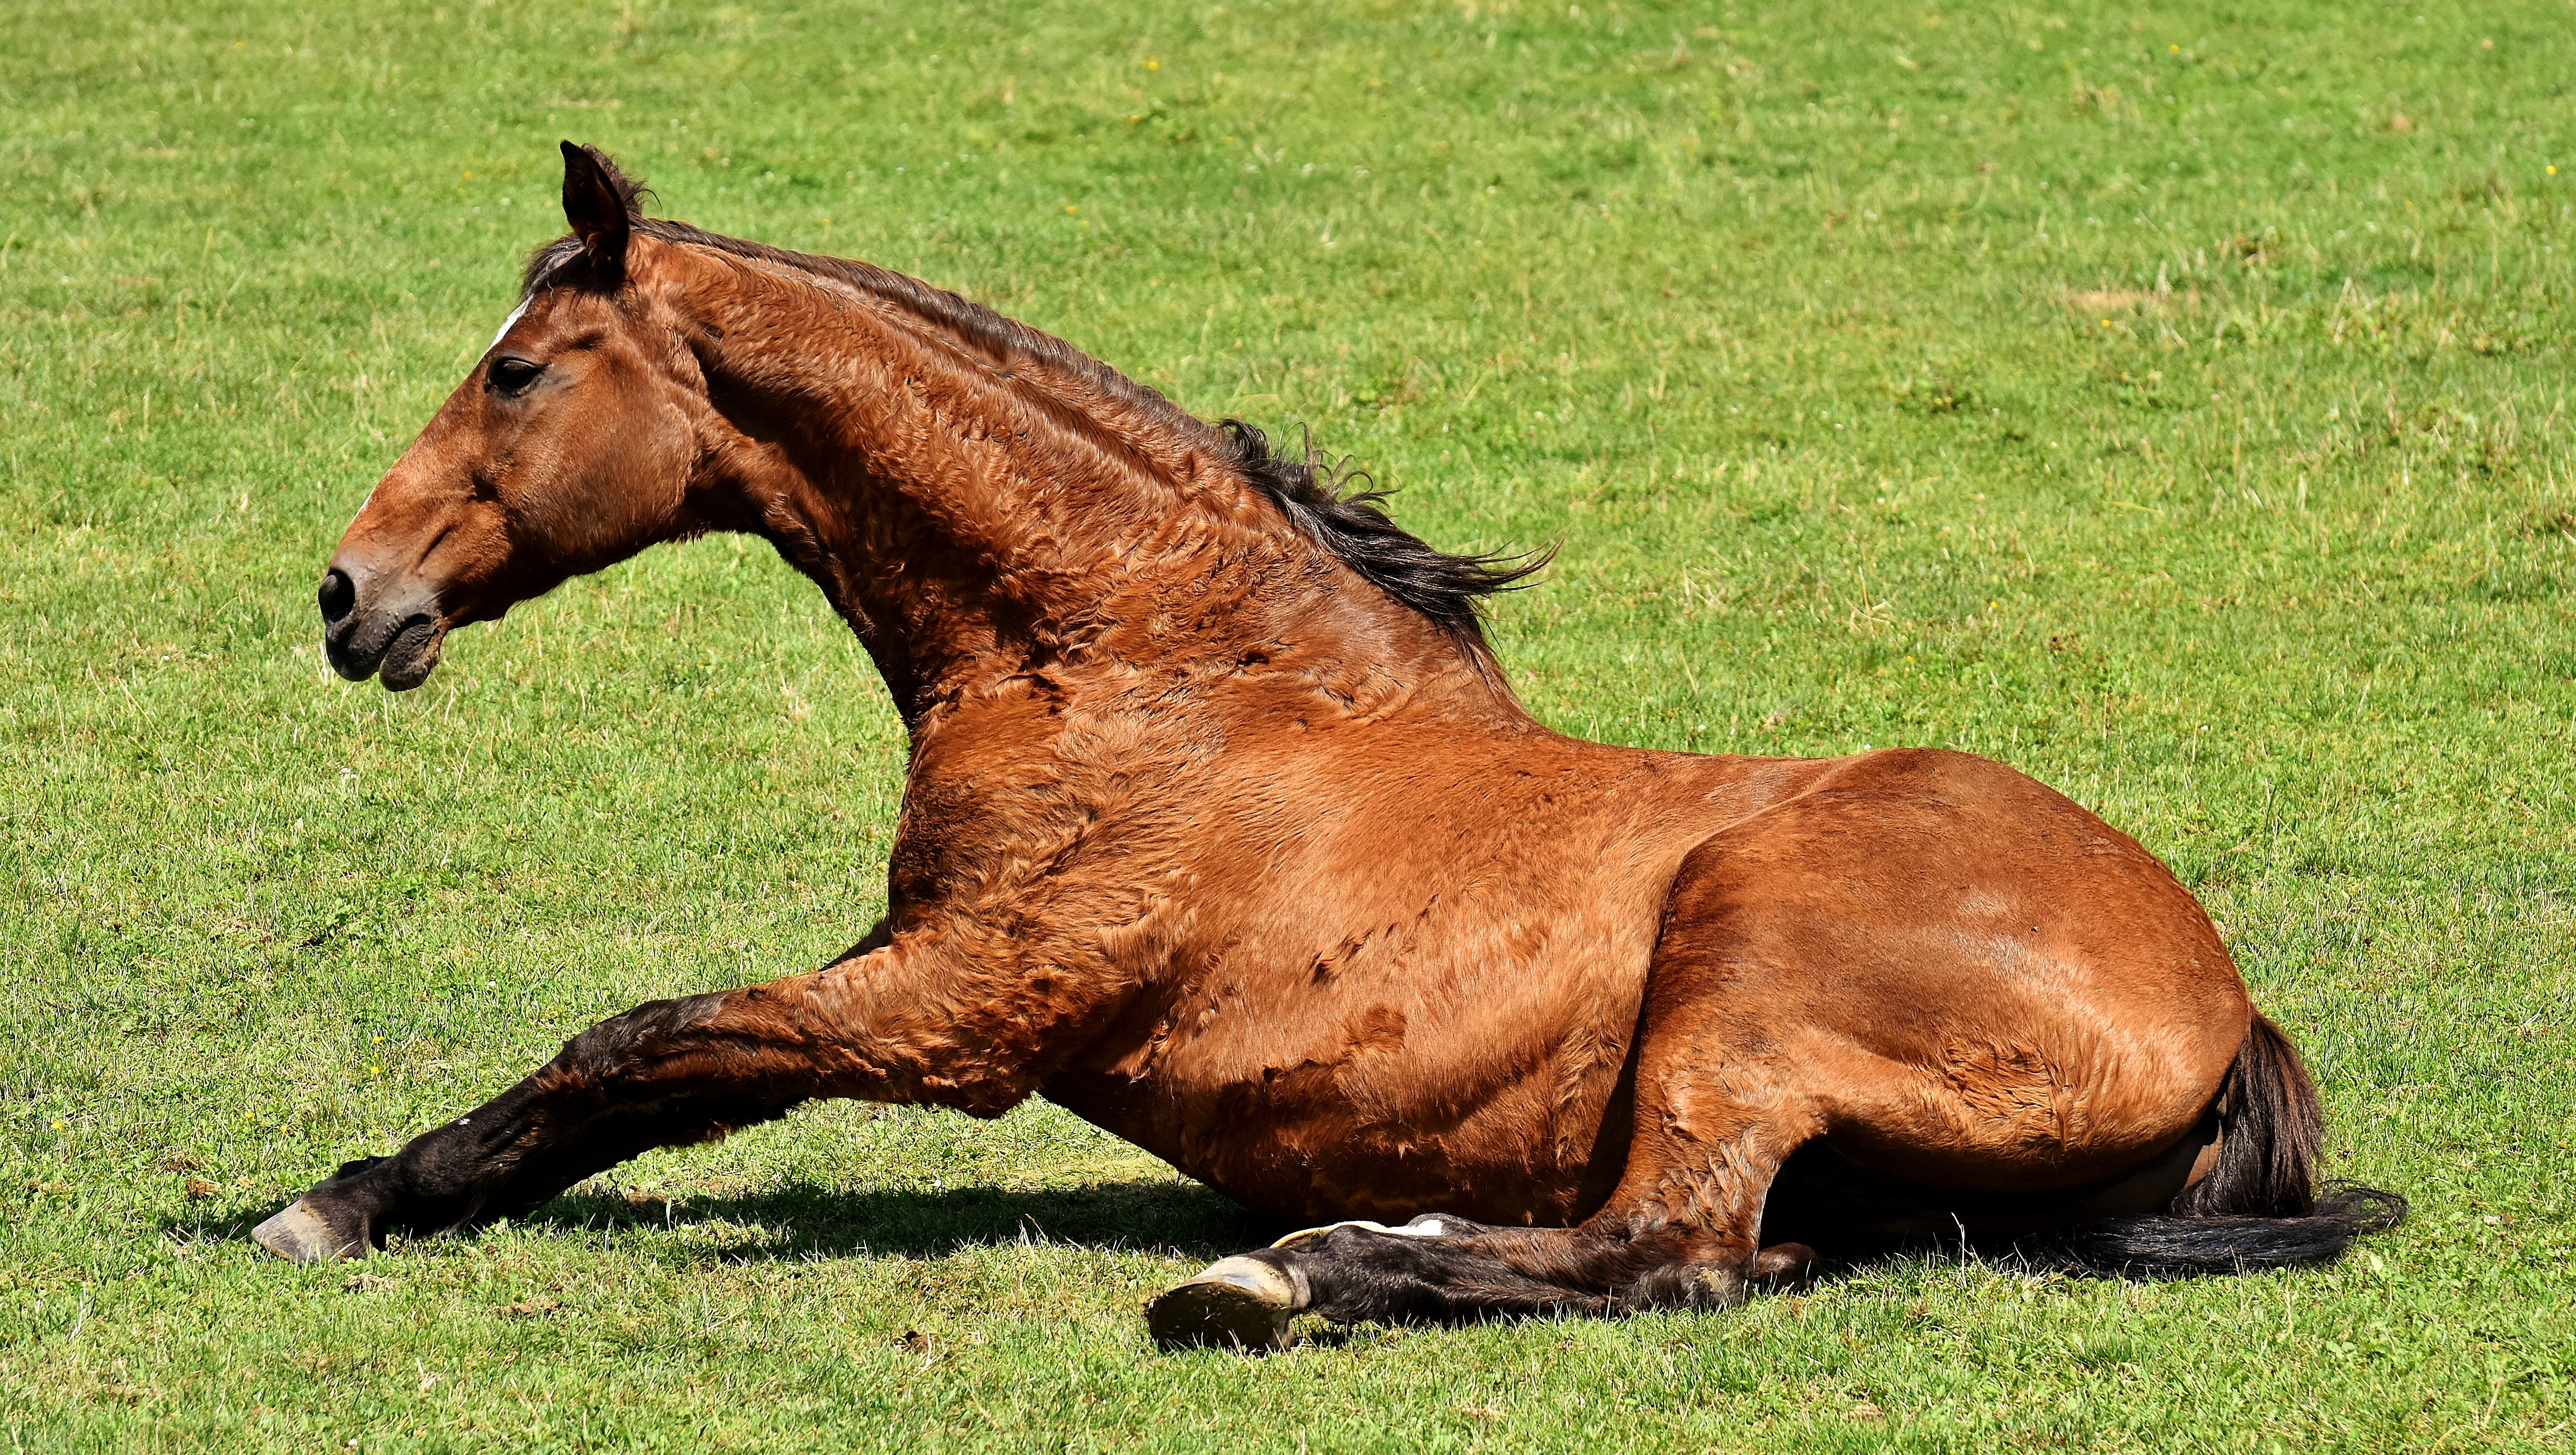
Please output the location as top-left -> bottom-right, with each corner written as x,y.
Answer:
191,1177 -> 1954,1290
512,1184 -> 1946,1292
517,1178 -> 1281,1265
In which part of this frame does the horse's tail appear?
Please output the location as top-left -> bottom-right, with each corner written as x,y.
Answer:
2035,1013 -> 2406,1276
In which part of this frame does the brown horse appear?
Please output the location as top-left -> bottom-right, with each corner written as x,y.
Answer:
257,144 -> 2400,1349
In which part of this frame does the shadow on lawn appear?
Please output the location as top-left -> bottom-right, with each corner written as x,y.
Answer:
521,1177 -> 1274,1263
189,1183 -> 1955,1305
184,1179 -> 1270,1264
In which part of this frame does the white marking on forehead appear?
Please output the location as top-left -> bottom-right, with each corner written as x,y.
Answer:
488,297 -> 532,353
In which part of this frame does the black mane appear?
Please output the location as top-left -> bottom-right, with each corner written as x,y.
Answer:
520,151 -> 1546,663
1209,421 -> 1547,657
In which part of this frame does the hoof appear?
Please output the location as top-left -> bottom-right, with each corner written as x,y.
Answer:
1146,1255 -> 1306,1352
251,1198 -> 366,1264
1751,1242 -> 1820,1291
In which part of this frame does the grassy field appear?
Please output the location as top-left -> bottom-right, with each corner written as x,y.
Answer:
4,0 -> 2572,1447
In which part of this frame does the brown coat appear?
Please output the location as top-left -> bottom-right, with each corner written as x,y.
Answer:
255,146 -> 2399,1337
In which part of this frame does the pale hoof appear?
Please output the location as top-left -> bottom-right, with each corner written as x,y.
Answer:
1145,1255 -> 1306,1352
251,1198 -> 365,1264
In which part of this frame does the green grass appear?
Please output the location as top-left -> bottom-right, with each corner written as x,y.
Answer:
4,0 -> 2572,1447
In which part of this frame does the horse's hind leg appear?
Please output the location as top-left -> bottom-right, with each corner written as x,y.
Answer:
1147,1166 -> 1825,1352
1581,1014 -> 1833,1307
1148,908 -> 1830,1348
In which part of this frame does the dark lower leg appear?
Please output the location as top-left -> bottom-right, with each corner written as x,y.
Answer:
1230,1120 -> 1821,1327
1154,1214 -> 1762,1337
1144,1211 -> 1822,1348
1143,1216 -> 1618,1349
267,988 -> 849,1257
1279,1218 -> 1626,1322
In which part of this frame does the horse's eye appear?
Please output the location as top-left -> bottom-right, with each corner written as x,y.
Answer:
488,356 -> 545,396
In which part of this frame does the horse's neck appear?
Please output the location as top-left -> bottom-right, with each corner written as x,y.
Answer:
675,249 -> 1492,732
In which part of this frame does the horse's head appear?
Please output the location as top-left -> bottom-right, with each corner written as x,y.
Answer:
321,143 -> 698,690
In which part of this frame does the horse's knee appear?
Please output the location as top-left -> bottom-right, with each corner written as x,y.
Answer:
551,991 -> 733,1082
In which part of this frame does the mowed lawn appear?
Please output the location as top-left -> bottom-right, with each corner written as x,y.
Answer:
4,0 -> 2572,1447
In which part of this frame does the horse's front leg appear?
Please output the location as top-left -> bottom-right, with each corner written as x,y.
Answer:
252,932 -> 1033,1262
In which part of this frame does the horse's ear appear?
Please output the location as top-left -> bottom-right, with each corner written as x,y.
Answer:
559,140 -> 634,273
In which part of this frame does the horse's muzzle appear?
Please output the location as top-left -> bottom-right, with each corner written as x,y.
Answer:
320,565 -> 448,691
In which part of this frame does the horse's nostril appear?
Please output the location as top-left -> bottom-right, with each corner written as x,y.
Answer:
318,569 -> 357,624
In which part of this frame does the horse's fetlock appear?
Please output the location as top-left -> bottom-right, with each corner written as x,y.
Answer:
1623,1258 -> 1749,1312
1691,1263 -> 1749,1306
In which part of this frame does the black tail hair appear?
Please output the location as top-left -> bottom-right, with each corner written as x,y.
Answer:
2173,1012 -> 2322,1218
2027,1013 -> 2406,1278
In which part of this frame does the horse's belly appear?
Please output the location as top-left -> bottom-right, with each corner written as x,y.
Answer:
1035,737 -> 1782,1224
1044,1058 -> 1619,1225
